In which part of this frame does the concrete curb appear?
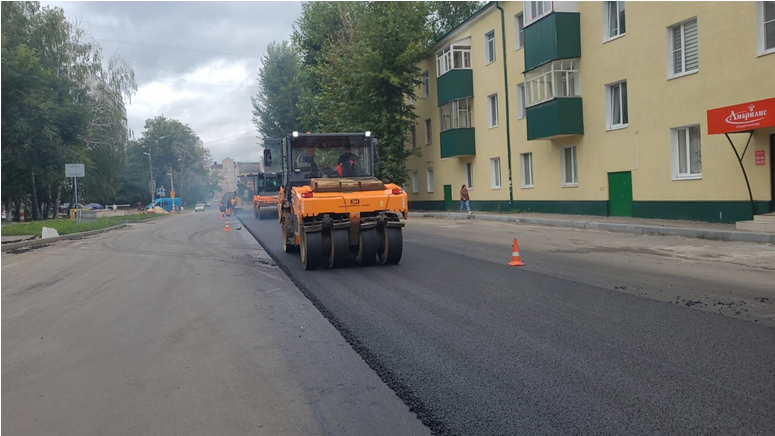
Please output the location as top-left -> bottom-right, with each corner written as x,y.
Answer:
408,212 -> 775,244
1,224 -> 128,252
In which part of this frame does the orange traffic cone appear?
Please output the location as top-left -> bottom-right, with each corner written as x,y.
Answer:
508,239 -> 524,266
224,220 -> 230,232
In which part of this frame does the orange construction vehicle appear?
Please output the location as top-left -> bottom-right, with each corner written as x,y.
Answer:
252,172 -> 281,219
263,132 -> 407,270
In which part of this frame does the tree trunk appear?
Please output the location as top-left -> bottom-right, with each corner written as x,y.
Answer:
31,171 -> 41,220
55,187 -> 62,219
5,196 -> 11,222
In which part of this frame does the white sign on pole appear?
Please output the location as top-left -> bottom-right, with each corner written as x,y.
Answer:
65,164 -> 85,177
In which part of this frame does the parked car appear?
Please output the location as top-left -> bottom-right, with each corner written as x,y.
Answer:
195,203 -> 205,212
86,203 -> 104,210
205,202 -> 211,207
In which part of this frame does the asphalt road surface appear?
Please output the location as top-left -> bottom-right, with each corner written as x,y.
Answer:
241,213 -> 775,435
2,211 -> 429,436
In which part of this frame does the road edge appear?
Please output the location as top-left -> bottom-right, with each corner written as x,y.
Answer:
2,223 -> 130,252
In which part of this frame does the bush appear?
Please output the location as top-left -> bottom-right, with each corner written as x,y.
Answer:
1,214 -> 163,237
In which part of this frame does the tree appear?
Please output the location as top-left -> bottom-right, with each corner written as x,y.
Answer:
251,40 -> 302,139
293,2 -> 431,184
428,1 -> 484,40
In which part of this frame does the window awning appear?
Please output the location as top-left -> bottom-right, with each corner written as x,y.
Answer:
707,97 -> 775,135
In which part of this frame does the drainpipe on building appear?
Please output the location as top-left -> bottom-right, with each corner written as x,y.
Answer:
496,2 -> 514,206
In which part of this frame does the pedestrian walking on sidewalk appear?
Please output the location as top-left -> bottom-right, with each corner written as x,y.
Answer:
460,184 -> 472,214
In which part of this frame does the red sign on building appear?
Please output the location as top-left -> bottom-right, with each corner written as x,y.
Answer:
707,97 -> 775,135
755,150 -> 766,166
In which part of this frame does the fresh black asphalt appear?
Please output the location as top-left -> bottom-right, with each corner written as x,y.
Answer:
241,214 -> 775,435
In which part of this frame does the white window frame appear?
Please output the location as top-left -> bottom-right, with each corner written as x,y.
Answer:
520,152 -> 534,188
487,94 -> 499,128
605,80 -> 628,130
524,1 -> 553,27
561,146 -> 578,187
524,59 -> 580,107
757,1 -> 775,56
667,18 -> 699,79
427,168 -> 434,193
436,38 -> 472,77
516,83 -> 527,119
410,124 -> 417,149
485,30 -> 496,64
422,71 -> 430,97
515,13 -> 525,50
464,162 -> 474,189
439,97 -> 474,132
411,171 -> 419,193
603,1 -> 626,42
671,124 -> 703,180
424,119 -> 432,144
490,157 -> 502,189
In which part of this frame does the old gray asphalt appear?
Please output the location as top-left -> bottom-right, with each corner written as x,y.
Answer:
241,214 -> 775,435
1,210 -> 429,436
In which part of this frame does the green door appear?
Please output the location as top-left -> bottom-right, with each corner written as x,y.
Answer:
443,185 -> 453,211
608,171 -> 633,217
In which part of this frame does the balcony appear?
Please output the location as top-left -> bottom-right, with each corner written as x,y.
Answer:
440,128 -> 476,158
437,69 -> 473,106
526,98 -> 584,140
524,12 -> 581,71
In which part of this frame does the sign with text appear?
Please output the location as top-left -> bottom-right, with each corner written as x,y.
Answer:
707,98 -> 775,135
65,164 -> 85,177
755,150 -> 766,166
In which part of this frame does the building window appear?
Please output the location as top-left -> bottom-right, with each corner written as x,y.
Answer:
410,124 -> 417,149
411,171 -> 419,193
485,30 -> 496,64
604,1 -> 626,41
672,125 -> 702,179
524,59 -> 580,107
436,38 -> 472,77
424,119 -> 432,144
427,168 -> 434,192
440,97 -> 473,132
515,13 -> 525,49
408,95 -> 415,105
490,158 -> 502,189
520,153 -> 533,188
422,72 -> 430,97
524,1 -> 553,27
516,83 -> 527,119
669,19 -> 698,78
561,146 -> 578,186
487,94 -> 499,128
464,162 -> 474,189
758,1 -> 775,55
606,81 -> 628,129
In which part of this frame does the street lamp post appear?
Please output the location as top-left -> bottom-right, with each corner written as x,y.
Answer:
143,135 -> 171,209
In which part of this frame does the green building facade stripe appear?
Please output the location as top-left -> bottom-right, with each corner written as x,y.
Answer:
436,69 -> 474,106
631,201 -> 768,223
523,12 -> 581,71
526,97 -> 584,140
408,200 -> 768,223
440,128 -> 476,158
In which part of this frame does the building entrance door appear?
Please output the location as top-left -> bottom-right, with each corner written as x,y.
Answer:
608,171 -> 633,217
443,185 -> 453,211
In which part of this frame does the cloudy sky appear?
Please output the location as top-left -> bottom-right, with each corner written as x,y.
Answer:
43,1 -> 303,164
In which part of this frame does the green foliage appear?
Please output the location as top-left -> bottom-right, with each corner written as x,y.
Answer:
1,213 -> 162,237
252,40 -> 302,139
1,1 -> 136,220
428,1 -> 485,40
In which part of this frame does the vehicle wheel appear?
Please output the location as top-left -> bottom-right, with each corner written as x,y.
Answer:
301,231 -> 323,270
356,228 -> 377,266
282,225 -> 298,253
328,229 -> 349,268
377,226 -> 403,265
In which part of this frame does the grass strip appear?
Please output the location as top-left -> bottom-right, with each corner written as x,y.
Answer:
1,214 -> 163,237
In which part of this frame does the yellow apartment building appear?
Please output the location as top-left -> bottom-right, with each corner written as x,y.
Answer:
405,1 -> 775,223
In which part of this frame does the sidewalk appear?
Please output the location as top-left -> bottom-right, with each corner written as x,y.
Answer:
408,211 -> 775,244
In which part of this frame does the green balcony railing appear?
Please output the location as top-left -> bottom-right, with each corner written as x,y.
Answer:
440,128 -> 476,158
524,12 -> 581,71
526,98 -> 584,140
437,69 -> 473,106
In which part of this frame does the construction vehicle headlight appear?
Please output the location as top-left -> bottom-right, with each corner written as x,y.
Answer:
301,192 -> 313,198
391,188 -> 402,195
292,131 -> 299,137
365,131 -> 371,137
